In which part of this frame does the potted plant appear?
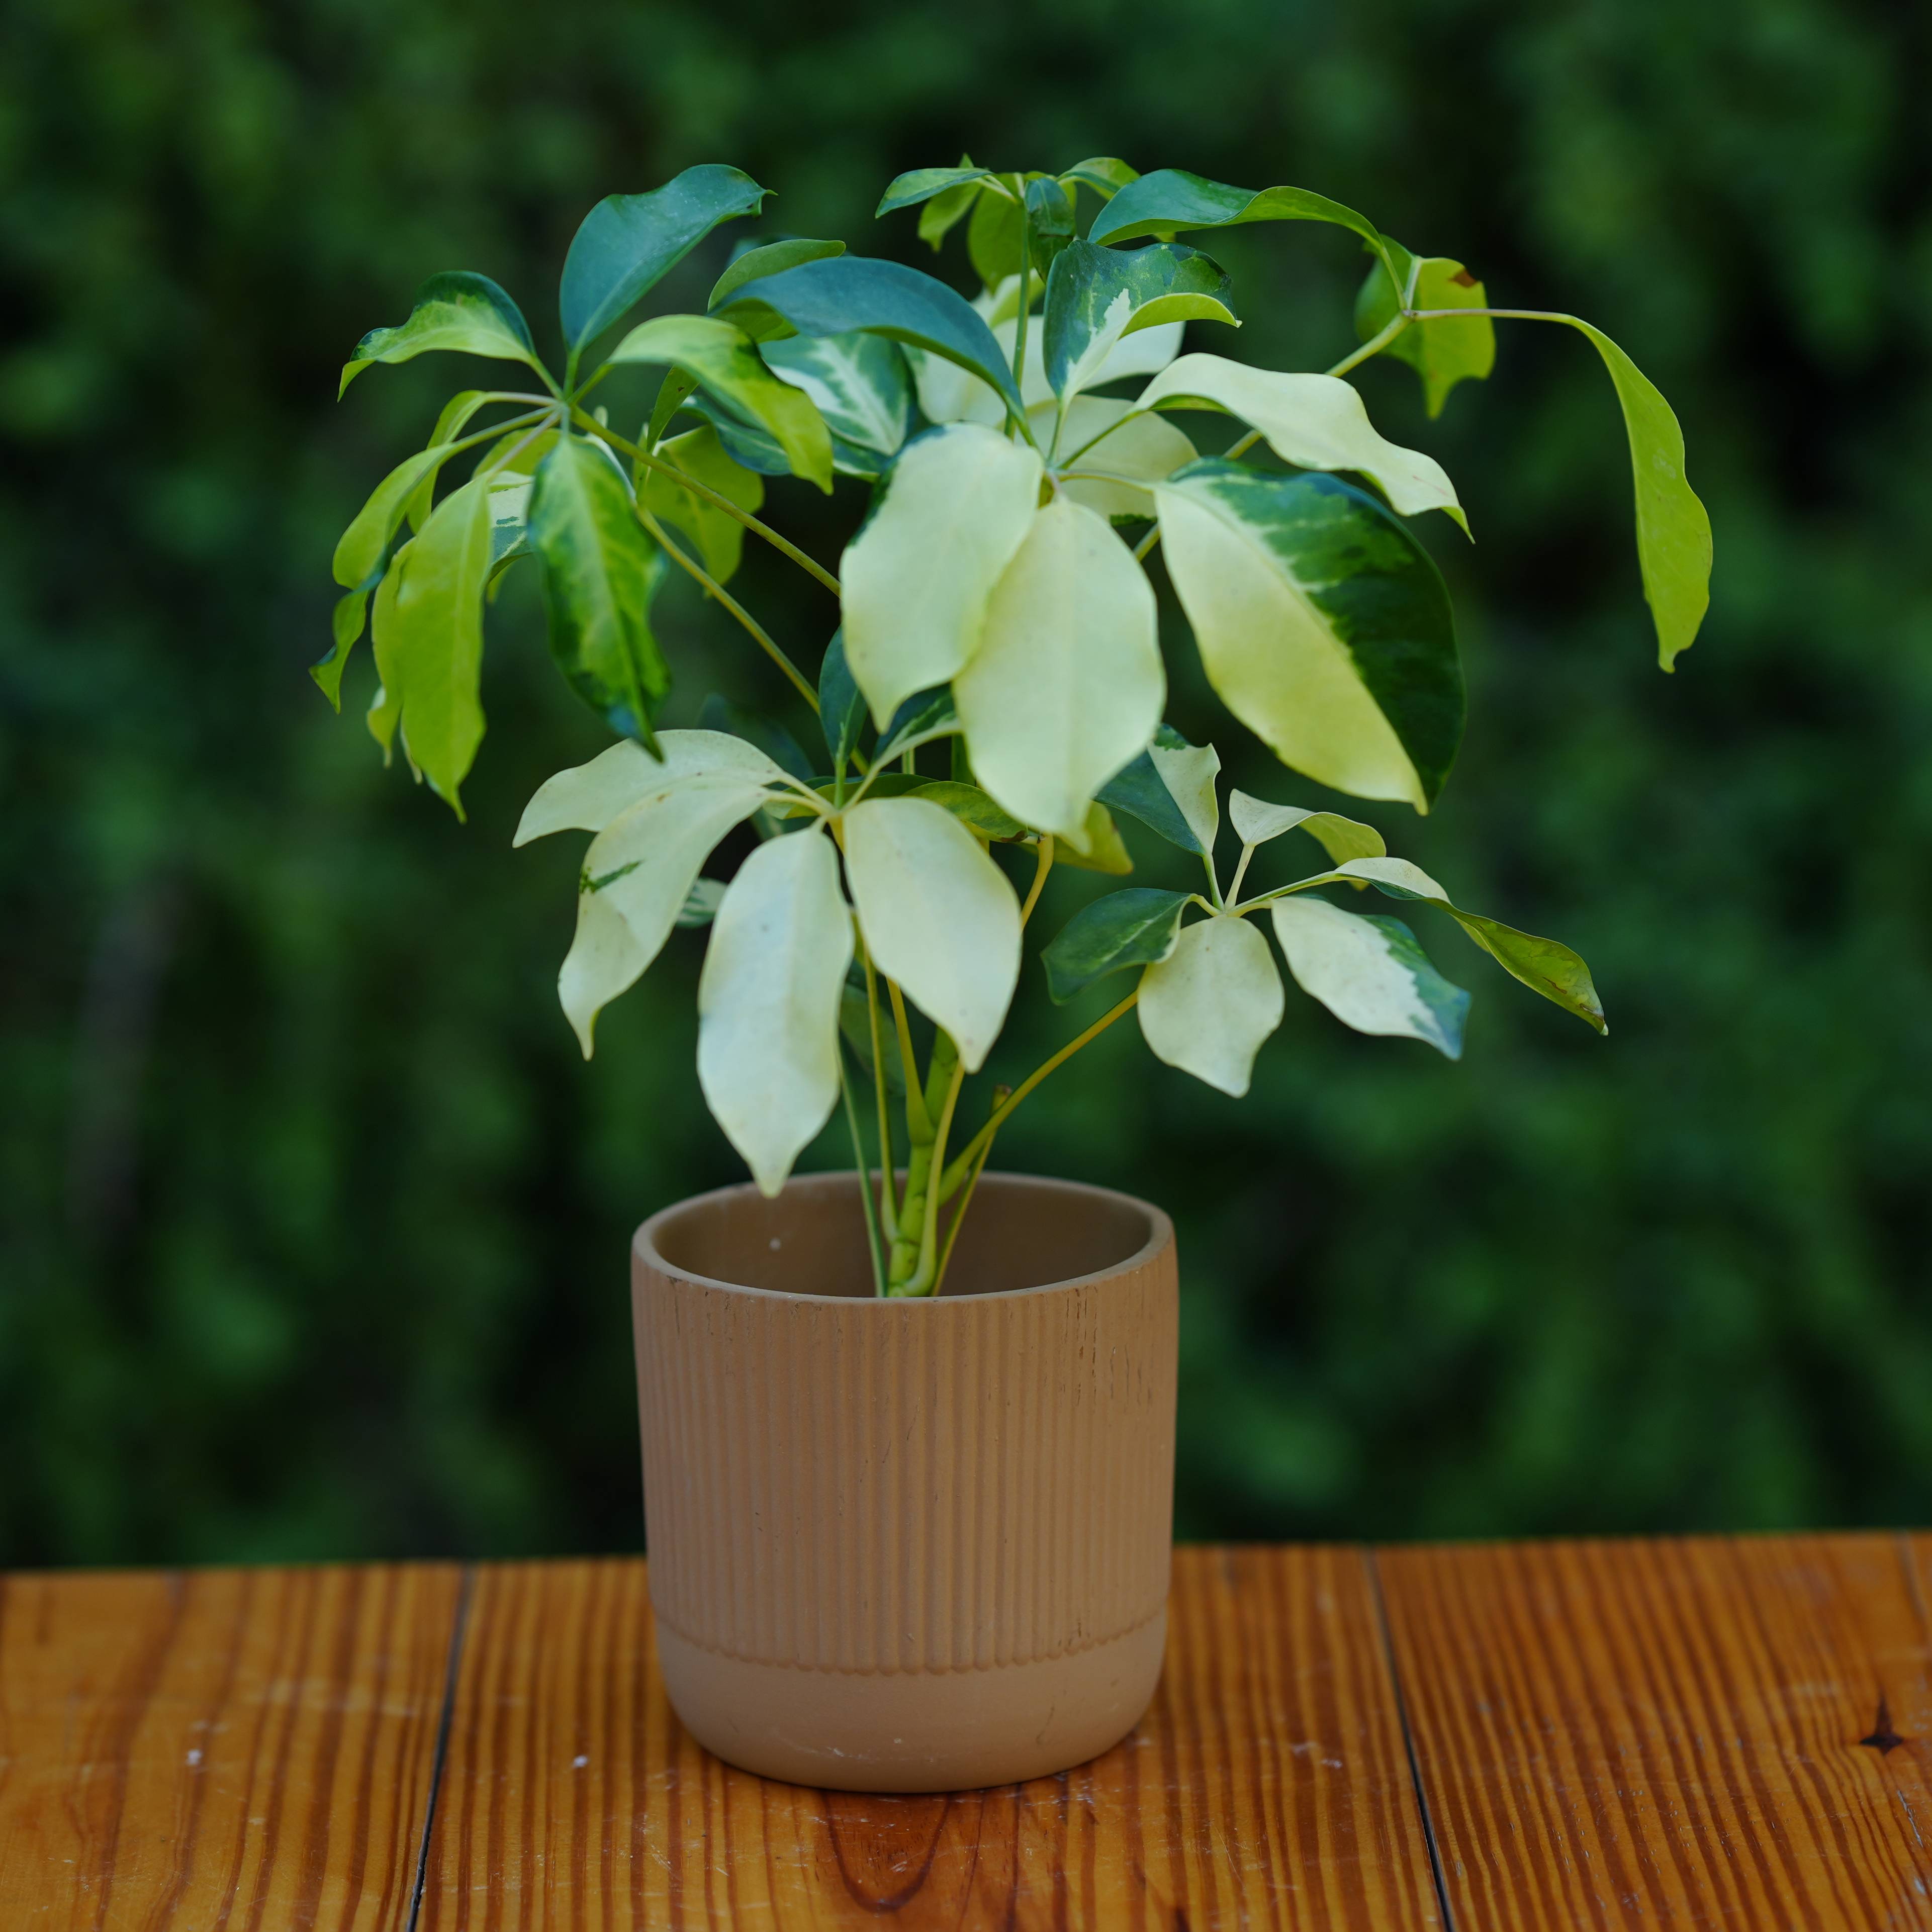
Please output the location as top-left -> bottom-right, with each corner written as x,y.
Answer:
324,158 -> 1710,1791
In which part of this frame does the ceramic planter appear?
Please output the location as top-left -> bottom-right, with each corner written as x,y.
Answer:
629,1169 -> 1177,1792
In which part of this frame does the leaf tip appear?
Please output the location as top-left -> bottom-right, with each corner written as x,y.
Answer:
337,361 -> 366,400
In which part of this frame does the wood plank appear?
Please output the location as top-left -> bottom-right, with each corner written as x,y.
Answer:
419,1545 -> 1441,1929
0,1562 -> 462,1931
1377,1533 -> 1932,1931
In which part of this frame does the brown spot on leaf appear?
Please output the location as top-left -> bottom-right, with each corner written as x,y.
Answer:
1449,268 -> 1478,288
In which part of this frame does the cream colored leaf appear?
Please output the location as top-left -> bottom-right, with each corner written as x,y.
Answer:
1147,741 -> 1221,852
1136,914 -> 1283,1097
1138,354 -> 1466,529
1041,396 -> 1198,519
515,729 -> 788,845
840,425 -> 1043,727
1227,791 -> 1387,867
954,497 -> 1163,843
697,827 -> 854,1197
913,308 -> 1183,427
559,880 -> 653,1059
842,796 -> 1021,1071
1270,895 -> 1467,1058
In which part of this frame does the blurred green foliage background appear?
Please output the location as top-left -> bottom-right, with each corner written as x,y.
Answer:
4,0 -> 1929,1569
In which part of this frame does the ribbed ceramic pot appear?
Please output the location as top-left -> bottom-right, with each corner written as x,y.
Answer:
630,1169 -> 1177,1793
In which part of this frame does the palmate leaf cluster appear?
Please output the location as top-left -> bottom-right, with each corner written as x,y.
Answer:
327,155 -> 1711,1293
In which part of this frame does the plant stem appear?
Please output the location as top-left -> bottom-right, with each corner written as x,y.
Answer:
634,504 -> 822,713
938,989 -> 1140,1200
571,408 -> 844,598
932,1088 -> 1003,1295
888,1040 -> 964,1296
859,941 -> 897,1239
838,1052 -> 887,1296
1133,523 -> 1161,562
1322,312 -> 1414,383
1019,836 -> 1055,928
886,979 -> 930,1139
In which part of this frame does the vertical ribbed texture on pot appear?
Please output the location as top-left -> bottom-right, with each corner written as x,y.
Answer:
632,1175 -> 1176,1679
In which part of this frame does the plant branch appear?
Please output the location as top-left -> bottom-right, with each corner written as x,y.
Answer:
1019,836 -> 1055,928
572,408 -> 844,598
887,978 -> 930,1140
859,939 -> 897,1240
634,503 -> 822,713
896,1051 -> 966,1297
938,988 -> 1140,1199
1323,312 -> 1414,383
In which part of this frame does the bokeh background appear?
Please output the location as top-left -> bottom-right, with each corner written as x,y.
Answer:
5,0 -> 1929,1569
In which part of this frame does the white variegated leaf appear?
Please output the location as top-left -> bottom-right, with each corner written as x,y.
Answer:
954,497 -> 1163,844
1228,791 -> 1387,867
913,301 -> 1183,427
1040,396 -> 1198,518
515,730 -> 789,845
697,827 -> 854,1196
840,425 -> 1043,727
1137,354 -> 1467,528
1270,894 -> 1467,1058
1147,741 -> 1221,853
559,881 -> 653,1059
1136,913 -> 1283,1097
842,796 -> 1021,1071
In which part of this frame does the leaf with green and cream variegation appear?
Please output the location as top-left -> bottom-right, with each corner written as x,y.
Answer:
527,436 -> 671,749
1052,802 -> 1134,874
1353,245 -> 1495,418
1043,397 -> 1197,517
760,331 -> 913,477
1043,888 -> 1190,1002
840,424 -> 1042,728
955,496 -> 1164,845
339,272 -> 542,397
1136,913 -> 1283,1097
1260,855 -> 1606,1034
1025,176 -> 1076,278
1097,728 -> 1218,854
608,315 -> 832,492
1043,241 -> 1238,405
697,826 -> 854,1197
369,476 -> 496,815
841,796 -> 1021,1071
1136,355 -> 1465,529
1228,790 -> 1387,866
642,425 -> 765,583
1155,462 -> 1463,812
561,165 -> 767,352
1270,895 -> 1468,1057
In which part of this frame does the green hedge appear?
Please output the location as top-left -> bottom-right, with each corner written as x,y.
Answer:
4,0 -> 1928,1563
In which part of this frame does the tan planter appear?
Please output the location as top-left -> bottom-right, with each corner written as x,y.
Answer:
630,1169 -> 1177,1792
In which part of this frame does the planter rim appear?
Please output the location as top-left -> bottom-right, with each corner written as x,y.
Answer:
633,1168 -> 1174,1308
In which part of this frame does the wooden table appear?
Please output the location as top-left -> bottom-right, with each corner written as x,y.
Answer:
4,1537 -> 1929,1928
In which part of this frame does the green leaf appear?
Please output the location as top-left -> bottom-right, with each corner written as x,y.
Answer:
678,877 -> 727,928
840,424 -> 1042,727
1043,241 -> 1239,403
1097,733 -> 1218,855
1227,790 -> 1387,867
608,314 -> 833,492
817,630 -> 866,772
1025,175 -> 1076,278
954,495 -> 1164,844
1148,740 -> 1223,851
311,587 -> 370,709
527,436 -> 671,750
1136,354 -> 1465,529
968,180 -> 1026,291
842,796 -> 1021,1071
679,395 -> 788,475
1059,157 -> 1140,204
339,272 -> 540,397
1088,168 -> 1402,290
333,444 -> 456,589
840,975 -> 907,1095
1272,855 -> 1606,1034
918,179 -> 983,251
406,391 -> 497,532
364,555 -> 406,758
876,684 -> 960,763
642,425 -> 765,583
1136,913 -> 1283,1097
1043,888 -> 1190,1002
647,369 -> 701,448
876,166 -> 993,217
707,237 -> 844,312
1155,462 -> 1463,812
1353,245 -> 1495,418
760,331 -> 913,475
369,478 -> 496,814
907,780 -> 1026,841
698,825 -> 854,1198
560,164 -> 768,351
1270,896 -> 1468,1058
1533,316 -> 1712,669
696,693 -> 812,784
714,255 -> 1027,420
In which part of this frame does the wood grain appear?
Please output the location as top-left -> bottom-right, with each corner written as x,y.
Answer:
1376,1533 -> 1932,1931
0,1561 -> 462,1931
417,1545 -> 1442,1929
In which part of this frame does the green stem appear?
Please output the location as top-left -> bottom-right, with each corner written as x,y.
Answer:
838,1052 -> 887,1296
572,408 -> 844,598
1019,836 -> 1055,929
887,979 -> 930,1141
888,1039 -> 964,1296
932,1090 -> 1002,1295
634,503 -> 821,713
938,989 -> 1140,1201
859,940 -> 898,1240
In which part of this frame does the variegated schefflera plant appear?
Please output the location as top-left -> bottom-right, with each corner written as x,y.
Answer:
323,159 -> 1712,1296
